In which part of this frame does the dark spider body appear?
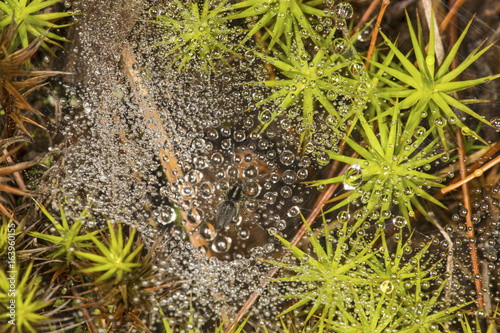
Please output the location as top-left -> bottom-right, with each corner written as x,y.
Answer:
215,183 -> 243,230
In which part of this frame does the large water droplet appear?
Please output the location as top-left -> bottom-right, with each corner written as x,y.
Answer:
343,163 -> 363,190
211,235 -> 231,253
380,280 -> 394,294
243,182 -> 261,198
335,2 -> 353,19
282,170 -> 297,185
287,206 -> 300,217
393,216 -> 407,228
414,126 -> 426,139
199,223 -> 216,241
332,38 -> 349,54
280,150 -> 295,166
337,210 -> 350,223
317,152 -> 330,166
158,206 -> 177,225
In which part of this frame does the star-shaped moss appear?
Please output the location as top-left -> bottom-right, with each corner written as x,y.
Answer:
0,0 -> 71,55
252,19 -> 369,147
154,0 -> 239,72
226,0 -> 325,51
367,12 -> 500,149
313,106 -> 446,225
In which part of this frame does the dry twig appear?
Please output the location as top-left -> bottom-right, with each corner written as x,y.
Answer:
365,0 -> 390,70
456,128 -> 484,309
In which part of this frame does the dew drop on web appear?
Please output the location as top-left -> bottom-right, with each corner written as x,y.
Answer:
393,216 -> 407,228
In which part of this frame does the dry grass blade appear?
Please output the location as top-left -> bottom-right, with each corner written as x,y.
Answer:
0,140 -> 37,220
0,22 -> 72,137
456,128 -> 484,309
0,144 -> 24,164
0,160 -> 37,176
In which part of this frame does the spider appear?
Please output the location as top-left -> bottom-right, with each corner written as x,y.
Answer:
215,181 -> 244,231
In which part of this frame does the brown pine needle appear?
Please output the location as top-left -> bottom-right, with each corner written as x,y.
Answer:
353,0 -> 381,35
441,153 -> 500,194
440,0 -> 466,33
456,128 -> 484,309
365,0 -> 390,70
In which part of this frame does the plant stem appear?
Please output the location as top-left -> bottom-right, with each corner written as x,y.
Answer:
440,0 -> 466,33
121,43 -> 182,183
456,128 -> 484,309
120,43 -> 207,250
441,153 -> 500,194
365,0 -> 390,70
447,0 -> 460,71
353,0 -> 381,35
2,148 -> 27,191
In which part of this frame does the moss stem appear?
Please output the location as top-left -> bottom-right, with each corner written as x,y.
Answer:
456,128 -> 484,309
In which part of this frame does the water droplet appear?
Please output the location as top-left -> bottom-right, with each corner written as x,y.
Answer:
181,184 -> 195,198
191,138 -> 205,150
380,280 -> 394,294
317,152 -> 330,166
259,109 -> 273,123
393,216 -> 407,228
337,211 -> 350,223
211,235 -> 231,253
327,90 -> 338,101
297,168 -> 308,180
199,182 -> 214,199
280,150 -> 295,166
236,227 -> 250,240
317,184 -> 326,192
491,118 -> 500,131
332,38 -> 349,54
185,170 -> 202,183
425,56 -> 435,67
434,117 -> 447,128
221,138 -> 232,150
200,223 -> 216,241
335,18 -> 347,30
329,73 -> 341,86
335,2 -> 353,19
280,185 -> 292,198
343,163 -> 363,190
414,126 -> 426,139
244,165 -> 259,179
206,128 -> 219,140
211,152 -> 224,166
350,61 -> 364,75
287,206 -> 300,217
282,170 -> 297,185
459,208 -> 468,217
233,130 -> 246,142
403,187 -> 414,197
243,182 -> 261,197
158,206 -> 176,225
